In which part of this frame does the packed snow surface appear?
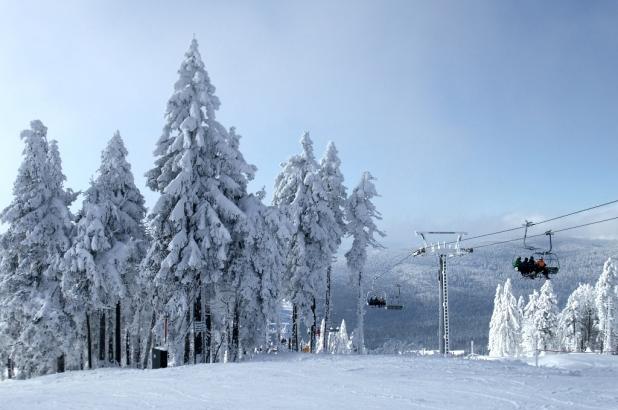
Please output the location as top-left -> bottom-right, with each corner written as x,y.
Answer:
2,353 -> 618,409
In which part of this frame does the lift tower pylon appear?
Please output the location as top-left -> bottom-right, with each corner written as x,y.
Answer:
413,232 -> 472,355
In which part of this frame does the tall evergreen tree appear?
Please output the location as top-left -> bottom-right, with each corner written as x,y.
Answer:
318,142 -> 347,353
229,192 -> 289,359
0,121 -> 77,377
143,39 -> 254,364
595,257 -> 618,353
273,133 -> 336,352
62,132 -> 147,368
534,281 -> 560,351
521,290 -> 539,355
488,280 -> 522,357
344,172 -> 385,355
488,283 -> 503,356
558,283 -> 598,352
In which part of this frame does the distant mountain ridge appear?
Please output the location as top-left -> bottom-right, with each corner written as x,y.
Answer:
328,238 -> 618,352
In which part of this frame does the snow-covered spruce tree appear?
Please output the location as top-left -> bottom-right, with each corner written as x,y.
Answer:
487,284 -> 503,356
595,257 -> 618,354
521,290 -> 539,355
318,142 -> 347,353
143,39 -> 254,364
0,121 -> 77,378
559,283 -> 598,352
329,319 -> 352,354
273,133 -> 337,352
344,172 -> 385,355
488,280 -> 522,357
533,281 -> 560,351
227,191 -> 289,360
62,132 -> 147,368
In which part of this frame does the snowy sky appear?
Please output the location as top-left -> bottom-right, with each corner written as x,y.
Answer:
2,0 -> 618,247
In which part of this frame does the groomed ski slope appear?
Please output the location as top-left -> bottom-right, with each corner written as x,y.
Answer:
1,353 -> 617,409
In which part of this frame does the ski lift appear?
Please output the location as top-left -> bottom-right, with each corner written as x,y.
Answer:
386,284 -> 404,310
366,290 -> 387,308
512,222 -> 560,279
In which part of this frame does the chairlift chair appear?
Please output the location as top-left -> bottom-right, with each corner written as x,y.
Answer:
386,284 -> 404,310
512,223 -> 560,279
366,290 -> 388,309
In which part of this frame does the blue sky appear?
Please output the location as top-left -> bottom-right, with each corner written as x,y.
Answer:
1,0 -> 618,247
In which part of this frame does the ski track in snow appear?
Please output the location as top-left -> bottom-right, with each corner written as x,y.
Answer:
1,353 -> 618,410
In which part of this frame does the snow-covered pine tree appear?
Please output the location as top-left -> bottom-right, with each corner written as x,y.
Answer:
0,121 -> 77,378
595,257 -> 618,354
488,280 -> 523,357
143,39 -> 254,364
318,142 -> 347,353
227,191 -> 289,360
488,284 -> 503,357
559,283 -> 598,352
62,132 -> 147,368
533,281 -> 560,351
521,290 -> 539,355
330,319 -> 352,354
344,172 -> 385,355
273,133 -> 337,352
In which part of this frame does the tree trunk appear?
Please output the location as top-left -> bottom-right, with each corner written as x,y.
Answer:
323,265 -> 332,353
292,304 -> 299,352
99,312 -> 106,362
133,307 -> 142,368
310,298 -> 317,353
586,312 -> 593,351
115,302 -> 122,366
142,311 -> 156,369
205,292 -> 213,363
7,358 -> 13,379
57,354 -> 65,373
231,301 -> 240,362
125,330 -> 131,367
184,310 -> 191,365
194,292 -> 202,364
86,312 -> 92,369
357,269 -> 365,354
108,312 -> 114,364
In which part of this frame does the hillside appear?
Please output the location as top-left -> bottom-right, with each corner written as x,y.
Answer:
328,238 -> 618,351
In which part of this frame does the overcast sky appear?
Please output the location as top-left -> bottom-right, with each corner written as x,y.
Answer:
1,0 -> 618,247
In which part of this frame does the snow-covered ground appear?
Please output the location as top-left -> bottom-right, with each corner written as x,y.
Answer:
1,353 -> 618,409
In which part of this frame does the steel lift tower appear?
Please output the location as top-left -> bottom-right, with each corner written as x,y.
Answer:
413,232 -> 472,355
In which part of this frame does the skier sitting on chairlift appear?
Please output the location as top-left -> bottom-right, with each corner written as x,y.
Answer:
534,258 -> 550,279
368,296 -> 386,307
513,257 -> 522,271
517,257 -> 535,278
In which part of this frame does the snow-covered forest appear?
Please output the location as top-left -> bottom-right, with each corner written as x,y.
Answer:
0,39 -> 386,379
488,257 -> 618,357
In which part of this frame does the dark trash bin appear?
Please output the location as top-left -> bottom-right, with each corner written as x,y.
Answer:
152,348 -> 168,369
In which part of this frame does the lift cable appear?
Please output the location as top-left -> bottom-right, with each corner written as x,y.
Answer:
470,215 -> 618,250
433,199 -> 618,248
369,252 -> 414,286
